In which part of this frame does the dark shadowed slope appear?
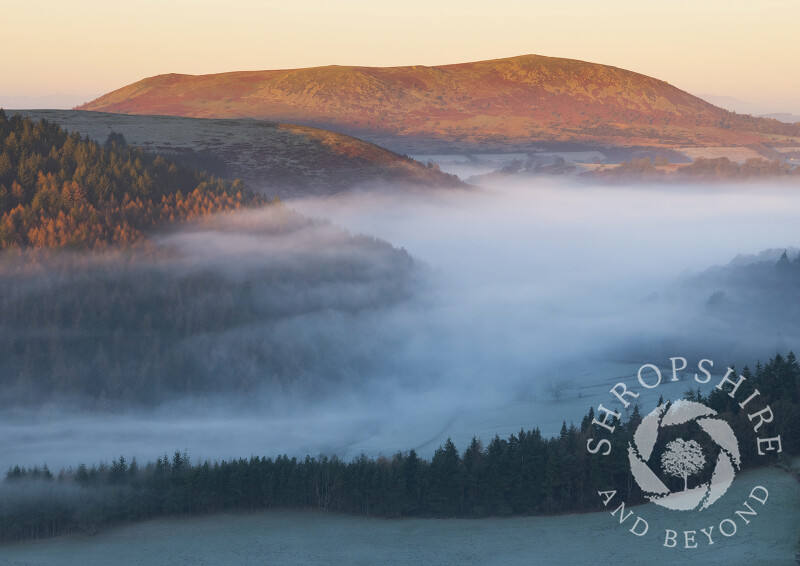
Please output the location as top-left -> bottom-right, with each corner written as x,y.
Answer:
12,110 -> 463,197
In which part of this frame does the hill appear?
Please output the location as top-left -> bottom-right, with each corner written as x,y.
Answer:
0,111 -> 264,249
76,54 -> 800,153
13,110 -> 461,195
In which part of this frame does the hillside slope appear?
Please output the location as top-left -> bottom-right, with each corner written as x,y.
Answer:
77,55 -> 800,152
0,111 -> 264,249
14,111 -> 462,197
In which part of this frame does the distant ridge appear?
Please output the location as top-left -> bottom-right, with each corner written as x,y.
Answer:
760,113 -> 800,124
77,55 -> 800,152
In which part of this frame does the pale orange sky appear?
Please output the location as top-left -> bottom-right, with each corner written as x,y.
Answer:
2,0 -> 799,114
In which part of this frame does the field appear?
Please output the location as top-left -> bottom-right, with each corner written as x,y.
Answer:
2,463 -> 797,565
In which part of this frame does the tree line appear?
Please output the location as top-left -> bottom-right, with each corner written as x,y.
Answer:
0,110 -> 265,248
2,353 -> 797,543
597,156 -> 799,180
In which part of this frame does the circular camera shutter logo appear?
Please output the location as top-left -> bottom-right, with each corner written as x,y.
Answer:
628,400 -> 741,511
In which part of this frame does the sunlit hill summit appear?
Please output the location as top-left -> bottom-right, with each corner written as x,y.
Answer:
77,54 -> 800,151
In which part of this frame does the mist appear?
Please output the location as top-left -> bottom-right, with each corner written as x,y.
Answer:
4,179 -> 800,473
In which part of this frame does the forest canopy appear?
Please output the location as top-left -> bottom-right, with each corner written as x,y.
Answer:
0,110 -> 265,249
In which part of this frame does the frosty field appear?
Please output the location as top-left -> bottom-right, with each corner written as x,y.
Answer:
2,463 -> 798,565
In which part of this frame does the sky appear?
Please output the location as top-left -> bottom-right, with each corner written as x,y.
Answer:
2,0 -> 800,114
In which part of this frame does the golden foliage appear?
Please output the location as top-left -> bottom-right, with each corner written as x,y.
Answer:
0,111 -> 264,249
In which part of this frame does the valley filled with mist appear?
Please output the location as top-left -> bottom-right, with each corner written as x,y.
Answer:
2,101 -> 799,563
12,0 -> 800,562
7,0 -> 800,559
4,178 -> 800,473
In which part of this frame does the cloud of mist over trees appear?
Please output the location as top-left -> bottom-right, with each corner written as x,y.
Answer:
5,179 -> 800,471
0,206 -> 417,407
293,180 -> 800,359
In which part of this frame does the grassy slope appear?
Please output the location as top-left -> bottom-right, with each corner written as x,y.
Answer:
12,110 -> 462,198
76,54 -> 800,152
2,462 -> 797,565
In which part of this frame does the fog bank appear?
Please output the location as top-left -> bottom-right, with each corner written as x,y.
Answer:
5,179 -> 800,471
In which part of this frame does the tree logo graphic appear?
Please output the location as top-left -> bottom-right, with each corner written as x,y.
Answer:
661,438 -> 706,492
628,400 -> 741,511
